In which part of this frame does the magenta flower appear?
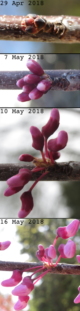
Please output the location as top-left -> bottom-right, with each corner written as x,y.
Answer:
18,191 -> 33,218
64,240 -> 76,258
42,108 -> 60,139
48,131 -> 68,152
26,59 -> 44,76
14,295 -> 30,311
4,108 -> 68,218
37,78 -> 52,92
1,270 -> 22,287
57,219 -> 79,239
12,277 -> 34,296
0,241 -> 11,250
17,59 -> 52,102
58,240 -> 76,259
30,126 -> 44,151
48,245 -> 56,259
58,244 -> 66,258
23,74 -> 41,84
74,287 -> 80,304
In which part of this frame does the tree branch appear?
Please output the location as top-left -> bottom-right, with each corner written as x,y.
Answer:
0,70 -> 80,91
0,261 -> 80,275
0,15 -> 80,43
0,162 -> 80,181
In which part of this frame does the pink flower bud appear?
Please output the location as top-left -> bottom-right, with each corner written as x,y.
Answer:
30,126 -> 44,151
4,186 -> 23,196
38,244 -> 44,251
42,108 -> 60,139
24,74 -> 41,84
64,240 -> 76,258
37,79 -> 52,92
57,219 -> 79,239
0,241 -> 11,250
6,169 -> 31,190
48,245 -> 56,259
48,131 -> 68,152
14,295 -> 29,311
18,191 -> 33,218
22,84 -> 35,93
12,277 -> 34,296
74,294 -> 80,304
16,78 -> 26,88
76,255 -> 80,264
1,270 -> 22,287
57,131 -> 68,150
17,92 -> 30,102
36,250 -> 43,261
19,154 -> 34,162
26,59 -> 44,76
58,244 -> 66,258
29,88 -> 44,100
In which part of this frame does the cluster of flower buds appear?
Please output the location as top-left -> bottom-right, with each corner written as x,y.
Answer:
1,220 -> 80,310
4,108 -> 68,218
17,59 -> 52,102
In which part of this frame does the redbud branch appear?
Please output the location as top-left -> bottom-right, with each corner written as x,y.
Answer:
0,161 -> 80,181
0,261 -> 80,275
0,15 -> 80,43
0,70 -> 80,91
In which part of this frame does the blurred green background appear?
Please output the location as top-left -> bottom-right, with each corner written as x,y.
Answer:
15,218 -> 80,311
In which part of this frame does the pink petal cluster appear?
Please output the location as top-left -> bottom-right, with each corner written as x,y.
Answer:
4,108 -> 68,218
36,244 -> 56,262
1,270 -> 22,287
58,240 -> 76,259
17,59 -> 52,102
56,219 -> 79,239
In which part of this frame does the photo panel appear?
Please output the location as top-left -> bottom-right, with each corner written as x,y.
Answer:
0,107 -> 80,218
0,53 -> 80,107
0,218 -> 80,311
0,0 -> 80,53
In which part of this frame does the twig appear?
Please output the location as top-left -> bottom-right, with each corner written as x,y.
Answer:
0,162 -> 80,181
0,261 -> 80,275
0,15 -> 80,43
0,70 -> 80,91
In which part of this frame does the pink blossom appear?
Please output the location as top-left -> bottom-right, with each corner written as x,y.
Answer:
64,240 -> 76,258
42,108 -> 60,139
18,191 -> 33,218
1,270 -> 22,287
30,126 -> 44,151
58,244 -> 66,258
48,245 -> 56,259
57,219 -> 79,239
14,295 -> 29,310
48,131 -> 68,152
12,277 -> 34,296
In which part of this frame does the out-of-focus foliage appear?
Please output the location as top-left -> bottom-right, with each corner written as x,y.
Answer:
0,293 -> 14,311
16,219 -> 80,311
